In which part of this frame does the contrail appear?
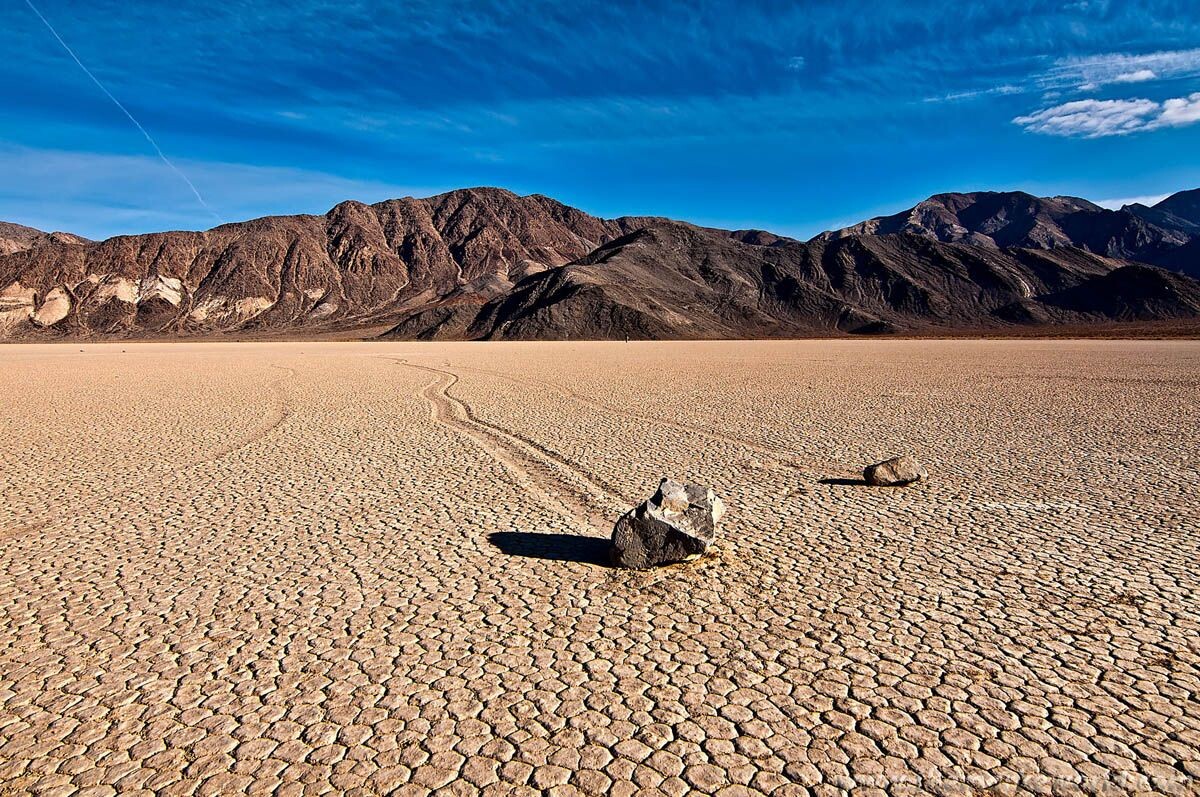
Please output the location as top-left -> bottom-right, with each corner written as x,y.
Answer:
23,0 -> 223,223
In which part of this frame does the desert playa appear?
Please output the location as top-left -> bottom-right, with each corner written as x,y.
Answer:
1,339 -> 1198,795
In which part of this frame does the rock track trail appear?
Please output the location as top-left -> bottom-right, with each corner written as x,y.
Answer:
456,362 -> 829,476
384,357 -> 629,538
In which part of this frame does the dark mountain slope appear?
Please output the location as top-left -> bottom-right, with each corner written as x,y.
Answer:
1146,237 -> 1200,280
1037,265 -> 1200,321
1152,189 -> 1200,227
1125,203 -> 1200,236
817,190 -> 1190,264
383,221 -> 1143,341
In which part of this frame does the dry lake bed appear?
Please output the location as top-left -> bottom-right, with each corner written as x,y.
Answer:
1,339 -> 1198,796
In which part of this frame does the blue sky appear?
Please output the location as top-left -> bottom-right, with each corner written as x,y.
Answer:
4,0 -> 1200,240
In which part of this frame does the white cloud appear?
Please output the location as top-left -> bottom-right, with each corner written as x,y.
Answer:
1111,69 -> 1157,84
1013,92 -> 1200,137
1013,98 -> 1160,137
1078,70 -> 1157,93
786,56 -> 806,72
1160,92 -> 1200,127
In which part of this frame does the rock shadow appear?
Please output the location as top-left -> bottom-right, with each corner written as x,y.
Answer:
819,477 -> 870,486
488,531 -> 612,566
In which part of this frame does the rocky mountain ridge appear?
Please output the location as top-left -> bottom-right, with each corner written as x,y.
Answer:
0,221 -> 89,256
815,190 -> 1198,276
2,186 -> 1198,340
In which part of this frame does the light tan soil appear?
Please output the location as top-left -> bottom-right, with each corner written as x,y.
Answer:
1,340 -> 1197,795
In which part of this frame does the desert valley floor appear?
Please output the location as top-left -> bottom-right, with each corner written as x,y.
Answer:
1,340 -> 1198,796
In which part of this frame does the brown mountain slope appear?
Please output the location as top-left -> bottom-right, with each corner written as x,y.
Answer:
0,221 -> 89,256
0,222 -> 45,255
0,188 -> 629,337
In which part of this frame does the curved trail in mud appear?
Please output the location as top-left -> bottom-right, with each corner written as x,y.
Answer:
7,363 -> 298,534
383,358 -> 630,538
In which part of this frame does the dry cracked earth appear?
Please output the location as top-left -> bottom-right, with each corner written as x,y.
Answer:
1,340 -> 1198,796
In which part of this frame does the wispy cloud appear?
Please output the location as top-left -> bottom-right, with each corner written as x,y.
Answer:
1013,98 -> 1160,137
1094,193 -> 1171,210
1042,47 -> 1200,91
924,84 -> 1023,103
1014,93 -> 1200,137
1160,92 -> 1200,127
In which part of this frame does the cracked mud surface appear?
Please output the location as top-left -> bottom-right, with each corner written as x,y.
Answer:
1,340 -> 1198,796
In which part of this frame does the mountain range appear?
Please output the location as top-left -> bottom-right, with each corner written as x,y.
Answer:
2,187 -> 1199,340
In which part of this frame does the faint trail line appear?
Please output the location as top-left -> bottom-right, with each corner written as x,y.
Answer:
0,521 -> 48,541
455,363 -> 826,474
3,364 -> 296,536
203,364 -> 296,461
386,358 -> 625,536
416,371 -> 603,533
